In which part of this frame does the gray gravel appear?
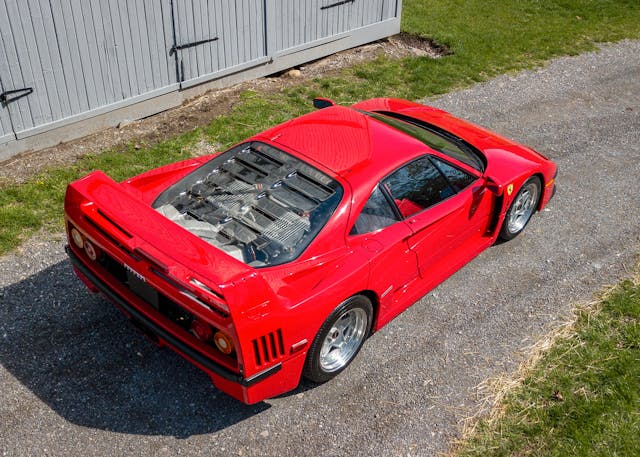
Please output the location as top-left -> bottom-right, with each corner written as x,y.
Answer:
1,40 -> 639,457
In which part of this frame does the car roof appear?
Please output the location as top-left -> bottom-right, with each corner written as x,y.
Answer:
256,105 -> 428,182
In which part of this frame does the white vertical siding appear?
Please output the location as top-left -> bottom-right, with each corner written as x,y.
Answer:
173,0 -> 269,87
268,0 -> 400,54
0,0 -> 400,141
0,0 -> 177,136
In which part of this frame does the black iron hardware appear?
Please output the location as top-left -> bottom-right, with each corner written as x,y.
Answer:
169,37 -> 219,56
0,87 -> 33,104
321,0 -> 355,10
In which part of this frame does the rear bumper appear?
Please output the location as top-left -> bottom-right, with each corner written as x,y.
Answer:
66,245 -> 284,403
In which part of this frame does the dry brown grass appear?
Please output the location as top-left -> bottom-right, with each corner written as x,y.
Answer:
452,256 -> 640,456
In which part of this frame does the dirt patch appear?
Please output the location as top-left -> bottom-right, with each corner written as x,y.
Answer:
0,34 -> 445,184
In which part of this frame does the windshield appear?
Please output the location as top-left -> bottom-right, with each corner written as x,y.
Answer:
153,141 -> 343,267
365,111 -> 485,172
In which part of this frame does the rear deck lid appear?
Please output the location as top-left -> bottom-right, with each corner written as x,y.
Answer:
67,170 -> 252,286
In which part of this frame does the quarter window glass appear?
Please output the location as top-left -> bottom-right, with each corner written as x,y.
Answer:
431,157 -> 476,192
383,156 -> 454,218
352,186 -> 399,234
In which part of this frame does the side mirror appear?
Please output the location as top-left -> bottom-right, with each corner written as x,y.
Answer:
483,176 -> 503,196
313,97 -> 336,109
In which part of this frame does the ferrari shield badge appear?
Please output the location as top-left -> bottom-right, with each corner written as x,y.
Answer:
506,183 -> 514,196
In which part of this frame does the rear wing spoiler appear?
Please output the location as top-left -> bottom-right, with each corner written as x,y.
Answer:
65,171 -> 257,306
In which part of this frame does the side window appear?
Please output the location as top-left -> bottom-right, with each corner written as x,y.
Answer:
351,186 -> 399,235
383,156 -> 454,218
431,156 -> 477,192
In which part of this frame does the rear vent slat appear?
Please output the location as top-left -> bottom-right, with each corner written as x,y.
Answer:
277,329 -> 285,355
252,329 -> 285,366
252,340 -> 262,366
268,332 -> 277,359
260,336 -> 270,363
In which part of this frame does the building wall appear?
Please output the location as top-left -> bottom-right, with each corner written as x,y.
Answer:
0,0 -> 401,160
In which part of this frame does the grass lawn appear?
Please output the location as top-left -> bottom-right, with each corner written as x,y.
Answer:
455,276 -> 640,456
2,0 -> 640,254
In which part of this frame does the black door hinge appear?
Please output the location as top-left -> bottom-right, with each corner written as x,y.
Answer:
169,37 -> 219,56
0,87 -> 33,104
321,0 -> 355,10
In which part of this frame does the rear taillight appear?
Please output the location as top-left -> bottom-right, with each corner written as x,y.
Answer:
190,318 -> 213,341
190,319 -> 235,355
213,330 -> 234,355
70,227 -> 84,248
84,240 -> 98,260
69,223 -> 101,261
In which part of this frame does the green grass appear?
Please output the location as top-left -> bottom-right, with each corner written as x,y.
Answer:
456,277 -> 640,456
0,132 -> 199,253
2,0 -> 640,255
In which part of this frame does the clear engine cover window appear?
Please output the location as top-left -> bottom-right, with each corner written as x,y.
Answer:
153,141 -> 343,267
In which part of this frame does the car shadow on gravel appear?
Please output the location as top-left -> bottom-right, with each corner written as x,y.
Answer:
0,260 -> 270,437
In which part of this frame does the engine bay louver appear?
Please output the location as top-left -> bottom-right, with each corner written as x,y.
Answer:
252,329 -> 285,366
151,141 -> 343,267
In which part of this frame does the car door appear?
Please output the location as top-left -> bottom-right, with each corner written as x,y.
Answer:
381,155 -> 492,288
348,185 -> 421,326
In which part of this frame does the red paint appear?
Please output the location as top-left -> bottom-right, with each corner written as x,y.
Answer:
64,99 -> 556,404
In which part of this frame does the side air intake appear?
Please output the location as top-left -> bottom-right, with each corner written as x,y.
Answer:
252,329 -> 285,366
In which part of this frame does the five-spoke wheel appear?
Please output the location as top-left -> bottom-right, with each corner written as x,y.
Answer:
303,295 -> 373,383
499,176 -> 541,241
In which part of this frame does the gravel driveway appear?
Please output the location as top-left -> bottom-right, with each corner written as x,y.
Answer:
1,40 -> 639,457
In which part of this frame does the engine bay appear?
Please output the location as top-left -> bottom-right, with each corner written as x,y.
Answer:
153,141 -> 343,267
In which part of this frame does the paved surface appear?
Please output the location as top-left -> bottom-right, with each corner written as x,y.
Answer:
1,40 -> 639,457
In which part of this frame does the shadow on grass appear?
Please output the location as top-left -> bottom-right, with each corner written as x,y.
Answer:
0,260 -> 272,438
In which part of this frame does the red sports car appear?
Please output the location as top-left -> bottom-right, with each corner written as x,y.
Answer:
65,98 -> 556,404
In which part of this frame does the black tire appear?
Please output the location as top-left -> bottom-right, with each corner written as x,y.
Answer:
498,176 -> 542,241
303,295 -> 373,384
